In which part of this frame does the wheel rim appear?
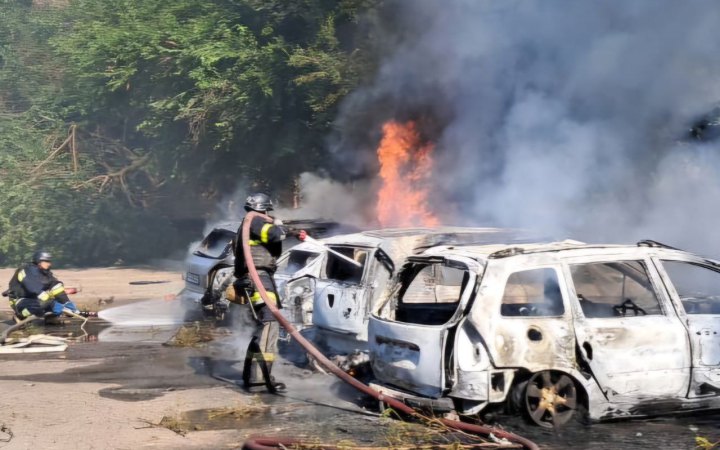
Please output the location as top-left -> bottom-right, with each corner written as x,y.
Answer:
524,371 -> 578,428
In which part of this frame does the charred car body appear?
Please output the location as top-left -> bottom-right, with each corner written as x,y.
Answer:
283,227 -> 532,356
179,220 -> 348,323
368,240 -> 720,427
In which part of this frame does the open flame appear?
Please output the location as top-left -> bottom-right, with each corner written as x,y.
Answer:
377,120 -> 440,227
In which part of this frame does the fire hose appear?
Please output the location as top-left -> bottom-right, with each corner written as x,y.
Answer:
240,212 -> 539,450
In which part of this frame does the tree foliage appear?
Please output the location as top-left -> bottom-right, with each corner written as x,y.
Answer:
0,0 -> 378,266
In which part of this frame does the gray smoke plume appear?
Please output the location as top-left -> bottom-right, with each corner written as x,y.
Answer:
333,0 -> 720,254
276,172 -> 377,227
199,173 -> 375,249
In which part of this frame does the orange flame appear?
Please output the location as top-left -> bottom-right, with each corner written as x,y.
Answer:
377,120 -> 440,227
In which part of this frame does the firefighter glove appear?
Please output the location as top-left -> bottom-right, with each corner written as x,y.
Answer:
51,301 -> 65,316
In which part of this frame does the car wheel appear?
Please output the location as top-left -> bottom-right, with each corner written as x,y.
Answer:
524,370 -> 578,428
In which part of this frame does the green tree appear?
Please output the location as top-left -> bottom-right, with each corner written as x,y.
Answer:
0,0 -> 380,265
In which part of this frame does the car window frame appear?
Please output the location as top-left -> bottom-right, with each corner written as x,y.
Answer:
561,255 -> 671,319
652,254 -> 720,317
499,266 -> 567,318
321,245 -> 373,286
492,261 -> 569,320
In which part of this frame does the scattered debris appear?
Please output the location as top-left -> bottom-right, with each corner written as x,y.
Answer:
156,399 -> 270,435
0,424 -> 13,443
163,323 -> 215,347
696,436 -> 720,450
0,335 -> 68,354
97,296 -> 115,306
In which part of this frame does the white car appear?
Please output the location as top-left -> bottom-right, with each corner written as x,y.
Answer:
368,240 -> 720,427
280,227 -> 533,355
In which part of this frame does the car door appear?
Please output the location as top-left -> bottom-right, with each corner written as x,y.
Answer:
652,257 -> 720,393
483,260 -> 575,371
368,256 -> 479,398
566,257 -> 691,399
313,246 -> 371,336
275,248 -> 325,328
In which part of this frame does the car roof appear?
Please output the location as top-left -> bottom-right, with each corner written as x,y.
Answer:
209,221 -> 241,233
322,226 -> 537,246
421,239 -> 715,263
318,227 -> 543,261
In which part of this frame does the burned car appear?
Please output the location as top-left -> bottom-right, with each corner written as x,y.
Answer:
180,221 -> 238,322
283,227 -> 529,356
368,240 -> 720,427
179,220 -> 348,324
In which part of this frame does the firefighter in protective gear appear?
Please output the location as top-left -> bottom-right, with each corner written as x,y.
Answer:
232,193 -> 289,393
7,251 -> 78,321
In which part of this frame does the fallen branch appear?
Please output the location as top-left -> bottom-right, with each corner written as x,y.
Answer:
77,153 -> 151,206
30,133 -> 72,174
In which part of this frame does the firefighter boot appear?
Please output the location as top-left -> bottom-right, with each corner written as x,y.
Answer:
263,362 -> 285,393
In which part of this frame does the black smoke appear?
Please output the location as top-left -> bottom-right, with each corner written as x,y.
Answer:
330,0 -> 720,253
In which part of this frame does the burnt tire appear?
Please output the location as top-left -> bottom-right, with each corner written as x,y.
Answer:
523,371 -> 579,428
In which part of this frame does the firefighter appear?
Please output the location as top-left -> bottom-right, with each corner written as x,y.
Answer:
232,193 -> 300,393
7,251 -> 79,321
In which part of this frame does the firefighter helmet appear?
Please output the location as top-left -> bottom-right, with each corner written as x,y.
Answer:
32,250 -> 53,264
244,193 -> 274,213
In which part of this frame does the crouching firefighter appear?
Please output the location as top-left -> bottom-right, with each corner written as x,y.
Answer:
232,193 -> 300,393
5,251 -> 79,322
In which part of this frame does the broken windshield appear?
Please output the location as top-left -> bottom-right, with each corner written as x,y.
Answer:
276,250 -> 321,276
193,229 -> 235,259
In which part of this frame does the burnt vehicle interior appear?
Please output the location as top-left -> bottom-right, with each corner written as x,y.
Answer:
661,260 -> 720,314
276,249 -> 321,276
194,228 -> 235,259
500,268 -> 565,317
393,262 -> 470,325
325,246 -> 369,284
571,260 -> 663,317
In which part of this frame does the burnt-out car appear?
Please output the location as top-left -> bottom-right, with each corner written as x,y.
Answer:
283,227 -> 531,356
179,220 -> 349,324
368,240 -> 720,427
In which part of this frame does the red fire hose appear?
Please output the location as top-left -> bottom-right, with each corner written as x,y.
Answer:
240,212 -> 539,450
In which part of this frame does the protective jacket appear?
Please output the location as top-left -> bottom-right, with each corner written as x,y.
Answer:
8,263 -> 70,304
233,215 -> 285,276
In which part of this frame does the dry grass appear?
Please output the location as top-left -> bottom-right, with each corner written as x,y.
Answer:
697,436 -> 720,449
164,323 -> 214,347
157,397 -> 269,435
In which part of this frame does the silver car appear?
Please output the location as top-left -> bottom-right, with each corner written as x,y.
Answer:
179,222 -> 238,319
368,240 -> 720,427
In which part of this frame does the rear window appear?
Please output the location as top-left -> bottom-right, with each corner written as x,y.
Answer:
501,268 -> 564,317
394,263 -> 470,325
325,246 -> 368,284
194,229 -> 235,259
402,265 -> 466,304
276,250 -> 321,276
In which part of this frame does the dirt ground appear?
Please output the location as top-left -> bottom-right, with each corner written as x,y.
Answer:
0,267 -> 237,449
0,267 -> 717,450
0,267 -> 403,450
0,266 -> 186,312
